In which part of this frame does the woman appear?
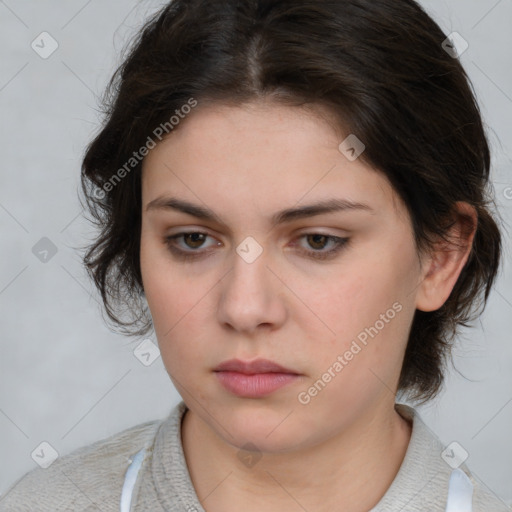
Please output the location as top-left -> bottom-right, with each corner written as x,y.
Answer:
1,0 -> 509,510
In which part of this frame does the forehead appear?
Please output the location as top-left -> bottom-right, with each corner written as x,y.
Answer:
141,101 -> 403,223
143,98 -> 356,166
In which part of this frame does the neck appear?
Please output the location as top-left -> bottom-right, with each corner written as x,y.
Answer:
181,400 -> 412,512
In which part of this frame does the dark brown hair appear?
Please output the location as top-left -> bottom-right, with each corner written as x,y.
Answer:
80,0 -> 503,403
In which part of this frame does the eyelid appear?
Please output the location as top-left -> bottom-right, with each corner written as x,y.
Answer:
164,225 -> 350,239
163,230 -> 350,261
163,227 -> 348,246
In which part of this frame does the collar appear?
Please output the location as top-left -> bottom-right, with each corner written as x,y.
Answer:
125,401 -> 473,511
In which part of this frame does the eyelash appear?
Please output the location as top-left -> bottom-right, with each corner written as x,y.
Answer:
164,232 -> 350,261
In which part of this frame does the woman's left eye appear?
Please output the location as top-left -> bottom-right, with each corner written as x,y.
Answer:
295,233 -> 350,260
164,232 -> 350,261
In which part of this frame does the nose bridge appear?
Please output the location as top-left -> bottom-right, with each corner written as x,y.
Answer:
227,235 -> 273,298
217,235 -> 285,330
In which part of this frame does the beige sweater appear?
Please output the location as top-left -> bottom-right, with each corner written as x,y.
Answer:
0,401 -> 509,511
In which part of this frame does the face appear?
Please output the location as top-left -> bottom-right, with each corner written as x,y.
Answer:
140,99 -> 426,453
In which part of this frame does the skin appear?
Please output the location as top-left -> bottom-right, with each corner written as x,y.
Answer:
139,98 -> 477,512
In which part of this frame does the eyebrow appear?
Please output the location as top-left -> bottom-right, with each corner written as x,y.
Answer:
145,196 -> 375,226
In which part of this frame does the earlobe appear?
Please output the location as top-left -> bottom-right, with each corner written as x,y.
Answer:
415,202 -> 477,312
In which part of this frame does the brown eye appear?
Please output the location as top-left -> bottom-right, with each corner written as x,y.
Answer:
164,232 -> 221,261
306,234 -> 330,250
164,231 -> 349,262
182,232 -> 207,249
295,234 -> 350,261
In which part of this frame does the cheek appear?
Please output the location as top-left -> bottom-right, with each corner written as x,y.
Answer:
142,270 -> 196,344
308,261 -> 407,338
140,236 -> 216,373
303,242 -> 417,375
143,272 -> 202,379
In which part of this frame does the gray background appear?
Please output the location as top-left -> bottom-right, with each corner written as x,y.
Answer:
0,0 -> 511,506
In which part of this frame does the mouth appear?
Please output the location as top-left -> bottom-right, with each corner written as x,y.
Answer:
213,358 -> 301,398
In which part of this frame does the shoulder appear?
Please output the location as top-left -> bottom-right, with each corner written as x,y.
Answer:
0,418 -> 162,512
385,404 -> 511,511
470,470 -> 512,511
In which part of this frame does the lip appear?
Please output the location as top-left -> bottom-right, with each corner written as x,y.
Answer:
214,358 -> 301,398
214,358 -> 298,374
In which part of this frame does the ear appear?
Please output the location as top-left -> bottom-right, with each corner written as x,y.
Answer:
415,202 -> 477,312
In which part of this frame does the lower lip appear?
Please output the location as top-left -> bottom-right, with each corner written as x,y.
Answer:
215,371 -> 299,398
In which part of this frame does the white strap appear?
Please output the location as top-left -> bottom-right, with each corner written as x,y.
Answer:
445,468 -> 474,512
120,448 -> 146,512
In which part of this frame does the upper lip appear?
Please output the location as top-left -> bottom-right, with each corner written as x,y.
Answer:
214,358 -> 299,375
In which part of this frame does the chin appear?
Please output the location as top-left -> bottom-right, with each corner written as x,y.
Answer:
206,399 -> 316,453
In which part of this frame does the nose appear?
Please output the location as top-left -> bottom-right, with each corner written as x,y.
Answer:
216,244 -> 287,335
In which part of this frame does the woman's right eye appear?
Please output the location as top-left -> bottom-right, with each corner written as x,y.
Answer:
164,232 -> 220,260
